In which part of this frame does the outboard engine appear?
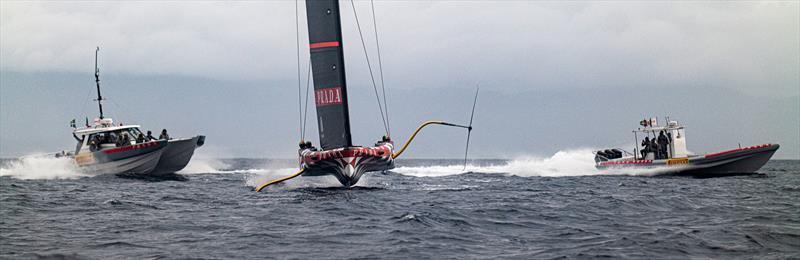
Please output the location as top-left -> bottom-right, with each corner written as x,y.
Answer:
611,149 -> 623,159
595,150 -> 609,162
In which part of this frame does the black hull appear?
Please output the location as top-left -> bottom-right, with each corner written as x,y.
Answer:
674,147 -> 776,176
152,135 -> 205,174
300,143 -> 394,187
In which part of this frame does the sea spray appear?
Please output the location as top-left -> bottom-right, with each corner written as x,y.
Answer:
503,149 -> 599,177
392,149 -> 673,178
177,152 -> 231,174
0,155 -> 86,180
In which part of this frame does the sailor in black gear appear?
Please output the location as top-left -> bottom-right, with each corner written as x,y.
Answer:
650,138 -> 660,159
89,135 -> 101,152
658,131 -> 670,159
146,130 -> 155,141
116,133 -> 128,147
159,129 -> 169,140
641,137 -> 650,159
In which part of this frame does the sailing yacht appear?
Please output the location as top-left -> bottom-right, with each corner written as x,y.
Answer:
256,0 -> 477,190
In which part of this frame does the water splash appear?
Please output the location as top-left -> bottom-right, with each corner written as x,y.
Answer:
0,155 -> 87,180
393,164 -> 496,177
393,149 -> 673,178
177,155 -> 230,174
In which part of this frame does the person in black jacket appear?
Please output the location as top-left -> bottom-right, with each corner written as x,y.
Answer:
159,129 -> 170,140
658,131 -> 670,159
650,138 -> 660,159
136,133 -> 146,143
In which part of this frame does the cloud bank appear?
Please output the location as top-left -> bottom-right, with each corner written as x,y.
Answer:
2,1 -> 798,97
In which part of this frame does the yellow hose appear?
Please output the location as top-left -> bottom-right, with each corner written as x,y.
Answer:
255,168 -> 305,192
392,120 -> 468,159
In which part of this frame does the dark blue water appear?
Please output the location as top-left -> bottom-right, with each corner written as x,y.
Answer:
1,158 -> 799,259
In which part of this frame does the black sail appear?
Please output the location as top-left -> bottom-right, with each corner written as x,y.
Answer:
306,0 -> 353,150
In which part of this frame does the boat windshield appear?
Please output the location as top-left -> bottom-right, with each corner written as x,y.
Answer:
85,127 -> 147,151
127,127 -> 143,138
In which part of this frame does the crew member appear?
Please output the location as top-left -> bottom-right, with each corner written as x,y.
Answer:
106,132 -> 117,144
650,138 -> 660,159
146,131 -> 156,141
89,135 -> 101,152
116,133 -> 129,147
159,129 -> 170,140
136,133 -> 146,143
641,137 -> 650,159
658,131 -> 670,159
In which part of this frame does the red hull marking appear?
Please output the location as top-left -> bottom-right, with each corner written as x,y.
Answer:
600,160 -> 653,166
704,144 -> 772,158
303,145 -> 392,164
310,41 -> 340,49
103,141 -> 158,155
315,87 -> 343,106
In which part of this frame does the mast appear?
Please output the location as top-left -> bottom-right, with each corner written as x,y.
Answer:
306,0 -> 353,150
94,47 -> 105,119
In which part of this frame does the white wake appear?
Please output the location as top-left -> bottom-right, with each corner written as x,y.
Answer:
177,155 -> 231,174
0,155 -> 87,180
393,149 -> 672,178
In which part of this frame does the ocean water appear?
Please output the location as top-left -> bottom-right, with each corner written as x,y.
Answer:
1,151 -> 798,259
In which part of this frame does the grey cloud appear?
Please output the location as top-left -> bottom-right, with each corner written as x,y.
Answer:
2,1 -> 797,97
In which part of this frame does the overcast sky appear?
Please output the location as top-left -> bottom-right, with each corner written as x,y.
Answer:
1,1 -> 798,159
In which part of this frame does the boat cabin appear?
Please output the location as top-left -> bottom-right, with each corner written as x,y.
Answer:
632,118 -> 690,160
72,118 -> 147,155
595,118 -> 693,162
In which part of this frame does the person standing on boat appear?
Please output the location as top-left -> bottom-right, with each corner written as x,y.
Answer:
136,133 -> 146,143
650,138 -> 660,159
89,135 -> 101,152
116,133 -> 130,147
106,132 -> 117,145
658,131 -> 670,159
159,129 -> 170,140
641,137 -> 651,159
146,130 -> 155,141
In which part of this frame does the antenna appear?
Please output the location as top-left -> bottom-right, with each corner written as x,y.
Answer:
94,46 -> 105,119
463,85 -> 479,171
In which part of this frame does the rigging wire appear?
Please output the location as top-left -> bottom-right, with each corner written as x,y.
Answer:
295,0 -> 303,142
349,0 -> 389,136
78,81 -> 96,122
301,58 -> 312,141
369,0 -> 390,137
